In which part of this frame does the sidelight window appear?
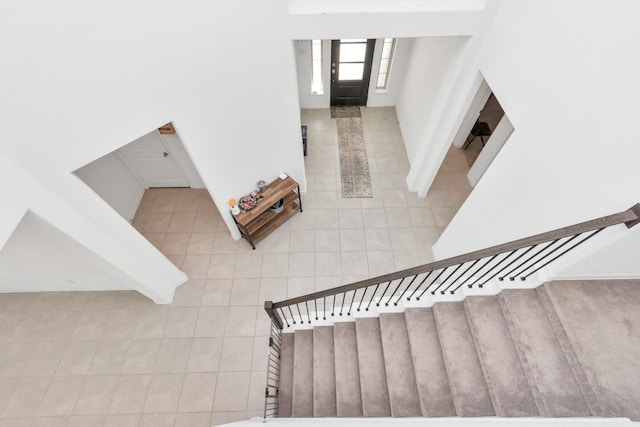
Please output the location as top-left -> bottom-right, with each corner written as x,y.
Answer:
376,38 -> 396,90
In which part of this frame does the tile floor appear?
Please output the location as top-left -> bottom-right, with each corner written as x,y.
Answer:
0,107 -> 472,427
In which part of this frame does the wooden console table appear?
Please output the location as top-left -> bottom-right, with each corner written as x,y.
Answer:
232,176 -> 302,249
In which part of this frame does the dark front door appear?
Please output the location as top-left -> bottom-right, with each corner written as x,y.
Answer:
330,39 -> 376,106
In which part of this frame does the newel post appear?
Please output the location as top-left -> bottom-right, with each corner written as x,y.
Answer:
264,301 -> 284,330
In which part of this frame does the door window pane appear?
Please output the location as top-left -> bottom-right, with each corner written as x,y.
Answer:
339,63 -> 364,80
339,43 -> 367,62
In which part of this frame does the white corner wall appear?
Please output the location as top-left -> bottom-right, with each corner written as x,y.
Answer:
0,212 -> 131,292
396,37 -> 469,162
433,0 -> 640,281
75,152 -> 145,222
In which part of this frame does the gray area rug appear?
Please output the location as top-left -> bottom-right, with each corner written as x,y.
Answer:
331,106 -> 362,118
336,111 -> 373,198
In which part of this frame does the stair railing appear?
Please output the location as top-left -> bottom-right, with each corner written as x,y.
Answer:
263,314 -> 282,420
261,203 -> 639,420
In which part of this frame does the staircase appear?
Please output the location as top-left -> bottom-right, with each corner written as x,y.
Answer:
276,283 -> 638,419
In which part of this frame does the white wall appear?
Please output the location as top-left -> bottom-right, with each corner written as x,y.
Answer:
295,40 -> 331,109
367,38 -> 414,107
0,0 -> 309,300
396,37 -> 468,162
433,1 -> 640,281
0,212 -> 131,292
75,152 -> 145,222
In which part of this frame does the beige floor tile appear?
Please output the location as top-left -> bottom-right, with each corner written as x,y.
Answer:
234,253 -> 263,278
229,279 -> 260,306
175,192 -> 202,213
139,413 -> 175,427
338,209 -> 364,229
246,371 -> 267,412
287,277 -> 315,299
211,411 -> 247,426
71,310 -> 109,341
88,340 -> 130,375
132,306 -> 170,339
37,376 -> 84,416
250,337 -> 270,371
260,230 -> 290,253
212,231 -> 240,254
161,232 -> 190,255
153,339 -> 191,374
182,254 -> 211,280
289,230 -> 315,252
212,372 -> 250,411
194,307 -> 228,338
218,337 -> 254,372
172,280 -> 205,307
201,279 -> 233,307
0,342 -> 34,378
315,252 -> 342,277
121,340 -> 161,375
389,228 -> 417,251
224,307 -> 257,337
142,213 -> 172,233
364,228 -> 391,251
101,308 -> 138,340
362,208 -> 387,228
55,341 -> 99,376
341,252 -> 369,276
143,374 -> 183,413
193,212 -> 219,232
9,311 -> 51,342
41,310 -> 80,342
409,207 -> 437,228
187,233 -> 215,255
367,251 -> 397,277
178,373 -> 217,412
2,377 -> 50,417
167,212 -> 196,232
73,375 -> 118,415
186,338 -> 222,374
288,252 -> 315,277
207,254 -> 236,279
384,207 -> 412,228
21,341 -> 66,377
68,414 -> 105,427
107,375 -> 151,414
314,209 -> 339,229
257,278 -> 288,303
174,412 -> 211,427
32,416 -> 69,427
103,414 -> 140,427
260,254 -> 289,279
339,229 -> 366,251
164,307 -> 198,338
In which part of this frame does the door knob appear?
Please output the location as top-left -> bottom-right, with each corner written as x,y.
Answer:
163,152 -> 169,157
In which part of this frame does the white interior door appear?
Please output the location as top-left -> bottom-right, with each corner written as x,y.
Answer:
117,131 -> 189,188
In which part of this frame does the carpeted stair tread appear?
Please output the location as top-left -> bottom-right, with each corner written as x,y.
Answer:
433,301 -> 495,417
404,307 -> 456,417
500,289 -> 591,417
464,296 -> 539,416
313,326 -> 337,417
292,329 -> 314,417
278,332 -> 295,417
333,322 -> 363,417
541,280 -> 640,419
355,317 -> 392,417
379,313 -> 422,417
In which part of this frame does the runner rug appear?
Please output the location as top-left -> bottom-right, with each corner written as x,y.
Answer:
333,107 -> 373,198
